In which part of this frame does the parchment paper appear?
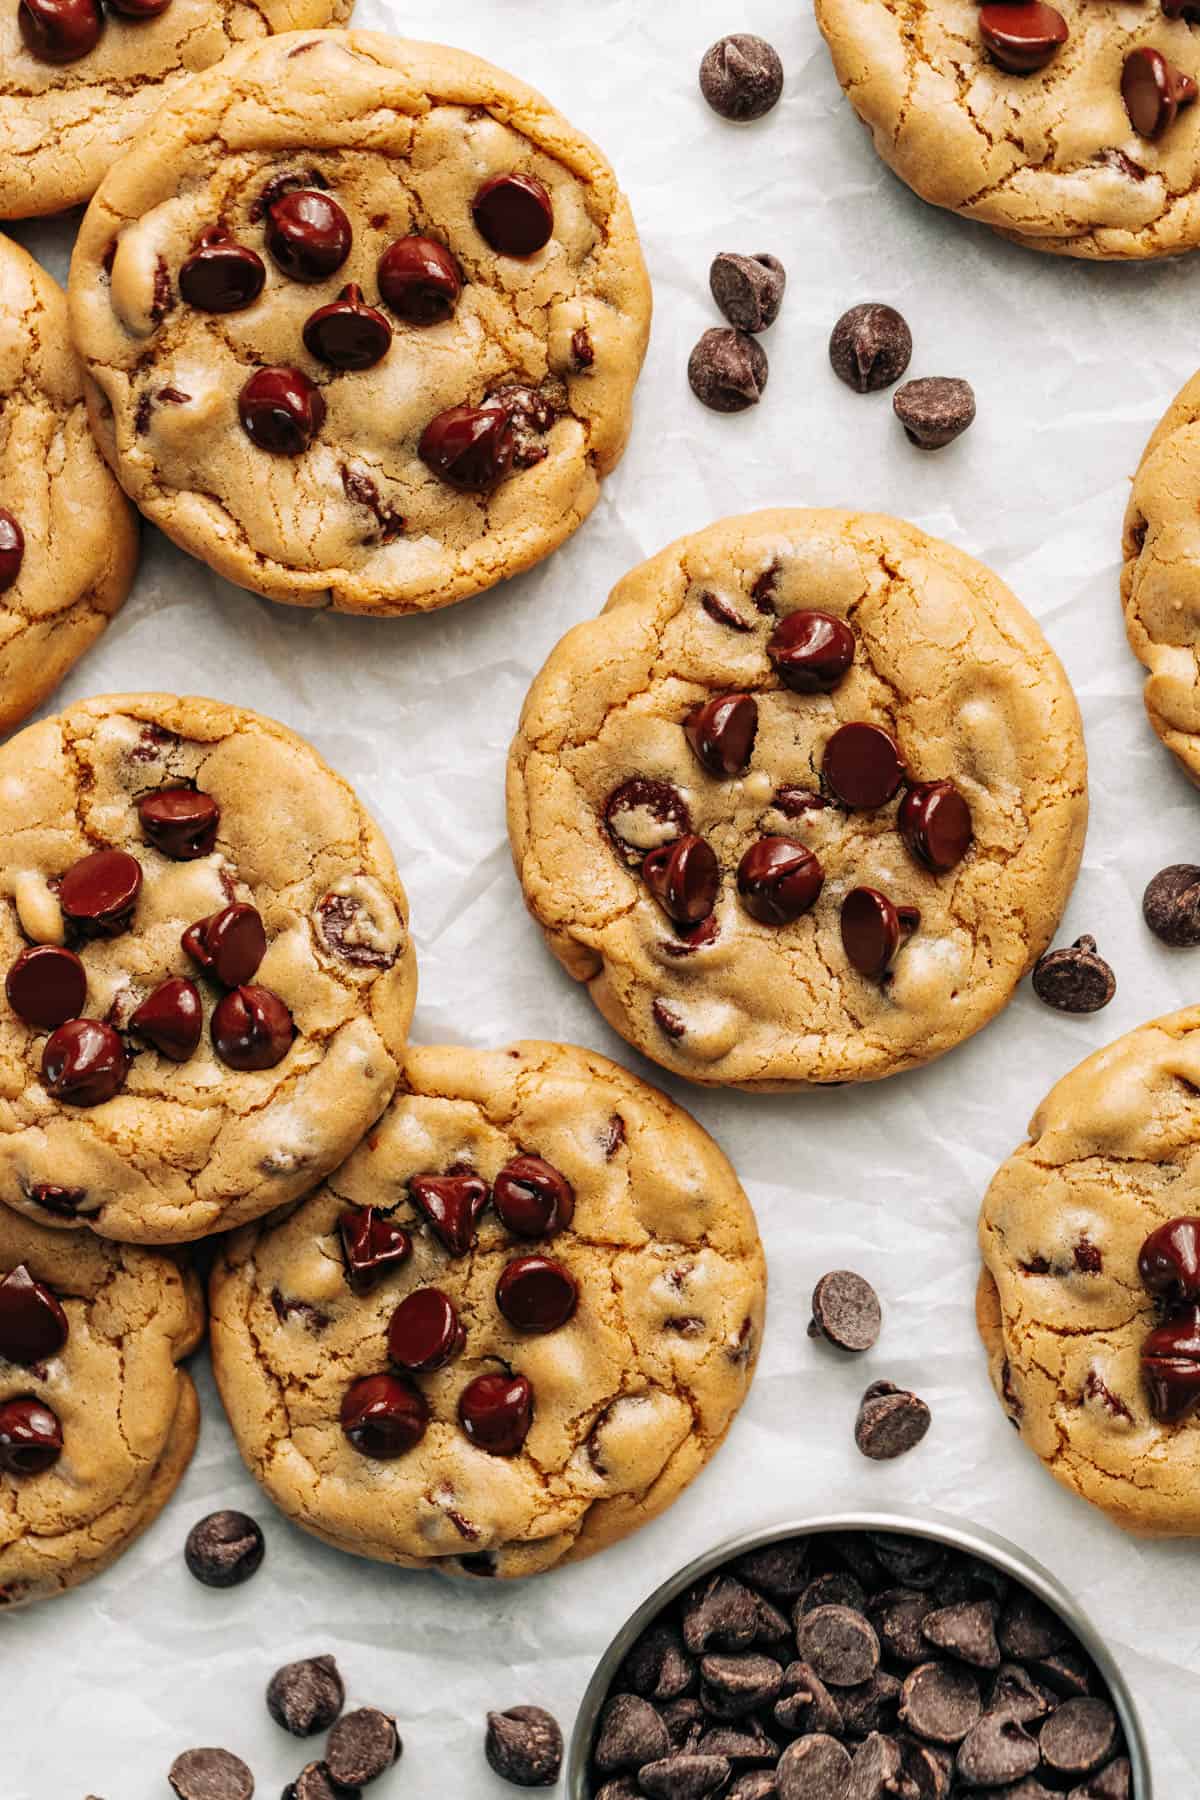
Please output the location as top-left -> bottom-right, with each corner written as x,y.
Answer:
6,0 -> 1199,1790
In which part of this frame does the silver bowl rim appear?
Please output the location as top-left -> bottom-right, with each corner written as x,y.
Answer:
566,1505 -> 1152,1798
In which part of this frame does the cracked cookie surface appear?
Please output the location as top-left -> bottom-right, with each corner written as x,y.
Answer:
978,1007 -> 1200,1536
0,1203 -> 203,1606
66,28 -> 651,615
816,0 -> 1200,258
0,0 -> 351,221
209,1040 -> 765,1579
0,692 -> 415,1244
506,509 -> 1088,1090
1122,369 -> 1200,783
0,235 -> 136,737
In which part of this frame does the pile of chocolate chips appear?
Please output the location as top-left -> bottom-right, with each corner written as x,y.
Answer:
589,1529 -> 1131,1799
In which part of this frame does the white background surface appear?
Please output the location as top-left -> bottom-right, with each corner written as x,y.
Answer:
7,0 -> 1200,1792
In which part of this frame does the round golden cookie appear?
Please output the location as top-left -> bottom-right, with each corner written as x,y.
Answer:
0,693 -> 415,1244
209,1040 -> 766,1579
978,1007 -> 1200,1537
1122,370 -> 1200,783
815,0 -> 1200,258
0,0 -> 352,221
0,1204 -> 203,1606
507,509 -> 1088,1090
0,235 -> 137,738
66,29 -> 651,615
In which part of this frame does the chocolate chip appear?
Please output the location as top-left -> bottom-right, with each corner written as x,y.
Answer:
956,1712 -> 1040,1786
238,366 -> 326,455
683,1575 -> 763,1654
870,1533 -> 947,1589
822,723 -> 905,809
458,1371 -> 534,1456
1122,44 -> 1196,139
696,1721 -> 778,1764
898,1739 -> 952,1799
42,1018 -> 128,1106
60,847 -> 142,936
168,1748 -> 254,1800
484,1706 -> 561,1788
701,589 -> 754,632
130,977 -> 203,1062
5,944 -> 87,1031
340,1371 -> 429,1459
689,328 -> 768,413
496,1255 -> 579,1334
643,835 -> 721,926
893,378 -> 975,450
594,1694 -> 671,1772
921,1600 -> 1000,1671
899,780 -> 973,873
898,1663 -> 982,1744
339,1208 -> 412,1294
769,610 -> 856,692
829,304 -> 912,394
1143,863 -> 1200,945
265,189 -> 351,282
737,837 -> 824,925
493,1155 -> 575,1237
377,235 -> 462,324
179,232 -> 265,314
775,1735 -> 851,1800
847,894 -> 914,982
473,174 -> 554,256
845,1733 -> 902,1800
793,1606 -> 879,1689
986,1663 -> 1056,1725
834,1671 -> 902,1738
809,1271 -> 882,1352
138,787 -> 220,860
622,1625 -> 696,1701
855,1385 -> 932,1460
267,1655 -> 345,1737
699,34 -> 784,120
303,284 -> 392,370
0,509 -> 24,592
419,403 -> 514,491
0,1264 -> 68,1366
797,1571 -> 866,1617
595,1783 -> 641,1800
1041,1698 -> 1119,1776
869,1590 -> 934,1665
183,903 -> 267,987
17,0 -> 103,62
979,2 -> 1068,72
735,1540 -> 810,1600
387,1286 -> 464,1371
643,1756 -> 734,1800
184,1510 -> 265,1589
773,1662 -> 843,1735
710,254 -> 786,332
409,1170 -> 490,1256
283,1764 -> 350,1800
685,694 -> 759,778
0,1396 -> 61,1474
1031,937 -> 1115,1013
998,1591 -> 1068,1662
661,1698 -> 706,1752
605,778 -> 692,863
1069,1758 -> 1131,1800
211,985 -> 294,1070
728,1775 -> 778,1800
699,1654 -> 783,1719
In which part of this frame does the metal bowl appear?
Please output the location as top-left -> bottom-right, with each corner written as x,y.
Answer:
567,1507 -> 1153,1798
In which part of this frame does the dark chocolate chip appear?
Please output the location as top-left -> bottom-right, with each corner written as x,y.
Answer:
639,1755 -> 734,1800
210,985 -> 294,1070
869,1590 -> 934,1666
473,174 -> 554,256
898,780 -> 973,873
809,1270 -> 881,1352
17,0 -> 103,62
870,1533 -> 947,1589
1041,1698 -> 1119,1776
699,1653 -> 783,1719
595,1783 -> 641,1800
265,189 -> 351,282
710,254 -> 786,333
728,1776 -> 777,1800
377,235 -> 462,324
1069,1758 -> 1132,1800
921,1600 -> 1000,1671
594,1694 -> 670,1772
1143,864 -> 1200,945
339,1208 -> 412,1294
495,1255 -> 578,1334
689,328 -> 768,413
898,1662 -> 982,1745
0,509 -> 24,592
419,403 -> 514,491
1140,1216 -> 1200,1304
0,1264 -> 68,1365
797,1571 -> 867,1617
340,1371 -> 429,1459
1122,44 -> 1196,139
605,778 -> 692,864
183,903 -> 266,987
42,1018 -> 128,1106
685,694 -> 759,778
699,33 -> 784,120
769,610 -> 856,693
661,1698 -> 706,1752
683,1574 -> 763,1654
842,887 -> 919,977
775,1735 -> 851,1800
956,1712 -> 1040,1786
283,1763 -> 350,1800
267,1655 -> 345,1736
829,304 -> 912,394
184,1510 -> 265,1589
409,1170 -> 490,1256
773,1662 -> 843,1735
980,1 -> 1068,72
823,722 -> 905,809
1031,936 -> 1115,1013
485,1706 -> 560,1788
137,787 -> 220,860
167,1748 -> 253,1800
846,1733 -> 902,1800
893,378 -> 975,450
458,1371 -> 533,1456
130,977 -> 203,1062
179,232 -> 265,313
737,837 -> 824,925
60,848 -> 142,935
493,1155 -> 574,1238
986,1663 -> 1056,1726
387,1286 -> 464,1371
998,1591 -> 1069,1662
696,1721 -> 777,1764
622,1625 -> 696,1701
239,366 -> 326,455
0,1396 -> 61,1474
734,1539 -> 809,1600
643,835 -> 721,927
835,1671 -> 902,1739
855,1386 -> 931,1460
793,1606 -> 879,1689
897,1738 -> 952,1800
5,944 -> 87,1031
302,284 -> 392,370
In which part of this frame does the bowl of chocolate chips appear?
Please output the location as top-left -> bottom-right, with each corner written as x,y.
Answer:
569,1512 -> 1150,1800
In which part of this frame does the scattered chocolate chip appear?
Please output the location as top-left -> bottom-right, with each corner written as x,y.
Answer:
409,1170 -> 490,1256
5,944 -> 87,1031
496,1255 -> 579,1334
809,1270 -> 882,1353
266,189 -> 351,282
893,378 -> 975,451
737,837 -> 824,925
642,835 -> 721,927
60,847 -> 142,936
710,254 -> 786,333
473,174 -> 554,256
700,1653 -> 784,1718
829,304 -> 912,394
485,1707 -> 561,1788
699,33 -> 784,120
979,1 -> 1068,72
898,780 -> 973,873
922,1601 -> 1001,1671
239,365 -> 326,455
685,694 -> 759,778
0,509 -> 24,593
1122,44 -> 1196,139
793,1606 -> 880,1689
137,788 -> 220,860
899,1662 -> 982,1745
653,998 -> 687,1039
458,1371 -> 533,1456
303,284 -> 392,370
184,1510 -> 265,1589
18,0 -> 103,63
42,1018 -> 128,1106
419,403 -> 514,491
823,723 -> 906,810
267,1654 -> 345,1737
689,328 -> 768,413
340,1371 -> 429,1459
1143,864 -> 1200,945
130,977 -> 203,1062
387,1287 -> 464,1371
168,1748 -> 253,1800
179,231 -> 265,313
640,1755 -> 734,1800
210,985 -> 294,1070
340,466 -> 405,544
323,1708 -> 399,1787
339,1208 -> 412,1294
494,1155 -> 575,1237
0,1264 -> 68,1365
1031,936 -> 1115,1013
957,1712 -> 1040,1786
183,903 -> 267,987
377,235 -> 462,324
594,1694 -> 671,1773
855,1384 -> 932,1460
769,610 -> 856,692
283,1763 -> 348,1800
775,1735 -> 851,1800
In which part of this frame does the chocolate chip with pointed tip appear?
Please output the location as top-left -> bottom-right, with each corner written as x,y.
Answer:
699,33 -> 784,119
829,304 -> 912,393
710,254 -> 786,332
593,1693 -> 670,1773
893,377 -> 976,450
1143,863 -> 1200,944
184,1509 -> 265,1589
639,1755 -> 734,1800
921,1600 -> 1001,1670
485,1706 -> 561,1788
689,328 -> 768,413
267,1653 -> 344,1736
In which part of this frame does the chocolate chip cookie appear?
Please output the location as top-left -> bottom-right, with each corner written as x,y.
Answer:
1,0 -> 352,221
0,1202 -> 203,1605
507,509 -> 1088,1089
0,693 -> 415,1244
0,234 -> 137,737
66,28 -> 651,614
816,0 -> 1200,257
1122,369 -> 1200,782
979,1006 -> 1200,1535
209,1040 -> 765,1578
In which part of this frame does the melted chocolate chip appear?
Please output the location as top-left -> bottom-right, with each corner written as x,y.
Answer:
59,848 -> 142,936
643,835 -> 721,927
238,365 -> 326,455
1142,1305 -> 1200,1423
493,1155 -> 575,1237
210,985 -> 294,1071
302,284 -> 392,370
265,189 -> 352,282
736,838 -> 824,925
769,611 -> 856,692
899,780 -> 973,873
1122,44 -> 1197,139
387,1287 -> 464,1371
42,1018 -> 128,1106
17,0 -> 102,63
0,510 -> 24,593
183,903 -> 266,987
409,1171 -> 490,1256
5,945 -> 87,1031
979,2 -> 1068,73
605,778 -> 691,864
0,1396 -> 62,1474
338,1208 -> 412,1294
179,231 -> 265,313
340,1372 -> 428,1459
822,723 -> 905,809
137,788 -> 220,860
129,977 -> 203,1062
418,404 -> 514,491
840,887 -> 919,978
1139,1217 -> 1200,1302
0,1265 -> 68,1365
684,694 -> 759,777
377,235 -> 462,323
458,1370 -> 534,1455
496,1255 -> 579,1333
473,174 -> 554,256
